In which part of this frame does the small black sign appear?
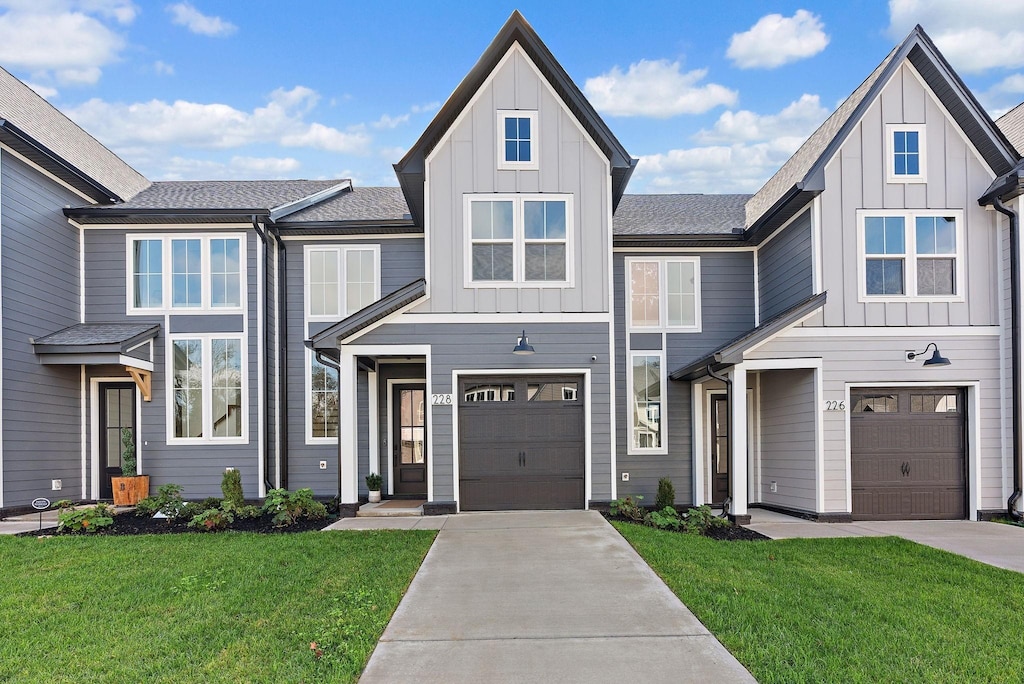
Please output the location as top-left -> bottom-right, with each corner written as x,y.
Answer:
31,497 -> 50,510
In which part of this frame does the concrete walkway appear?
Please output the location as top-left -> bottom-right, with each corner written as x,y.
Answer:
357,510 -> 754,684
0,509 -> 60,535
749,511 -> 1024,573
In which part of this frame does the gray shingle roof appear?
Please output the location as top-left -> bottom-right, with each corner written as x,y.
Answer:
0,67 -> 149,201
32,323 -> 159,348
104,179 -> 344,211
997,102 -> 1024,155
279,186 -> 411,223
614,194 -> 750,236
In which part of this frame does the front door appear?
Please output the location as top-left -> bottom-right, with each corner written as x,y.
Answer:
99,382 -> 136,500
710,394 -> 729,505
392,384 -> 427,497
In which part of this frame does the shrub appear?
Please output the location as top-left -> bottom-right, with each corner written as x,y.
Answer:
58,503 -> 115,533
188,507 -> 234,531
365,472 -> 382,491
221,469 -> 244,508
120,427 -> 137,478
136,483 -> 185,518
198,497 -> 223,512
609,495 -> 645,522
221,499 -> 260,519
681,505 -> 730,535
655,477 -> 675,509
646,506 -> 682,531
262,488 -> 328,527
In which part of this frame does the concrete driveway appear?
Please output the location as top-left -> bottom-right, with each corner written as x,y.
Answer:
749,512 -> 1024,573
359,510 -> 754,684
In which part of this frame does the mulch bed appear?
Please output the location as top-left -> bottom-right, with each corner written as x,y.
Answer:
604,514 -> 770,541
17,512 -> 334,537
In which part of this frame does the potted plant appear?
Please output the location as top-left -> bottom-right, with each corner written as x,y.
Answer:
111,427 -> 150,506
365,472 -> 383,503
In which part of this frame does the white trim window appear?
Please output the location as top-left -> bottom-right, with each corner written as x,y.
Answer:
304,245 -> 381,322
628,352 -> 666,454
466,194 -> 572,286
497,110 -> 538,170
626,257 -> 701,332
858,210 -> 963,301
127,233 -> 245,314
168,334 -> 247,443
307,350 -> 339,442
886,123 -> 926,183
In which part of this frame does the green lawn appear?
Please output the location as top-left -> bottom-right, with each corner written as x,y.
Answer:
614,523 -> 1024,683
0,530 -> 435,683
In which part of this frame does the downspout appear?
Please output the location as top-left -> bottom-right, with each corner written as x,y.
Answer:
251,217 -> 274,494
314,349 -> 342,498
706,364 -> 732,517
991,198 -> 1022,521
269,223 -> 289,490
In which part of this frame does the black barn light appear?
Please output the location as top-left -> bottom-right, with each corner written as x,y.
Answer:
512,330 -> 535,355
906,342 -> 951,367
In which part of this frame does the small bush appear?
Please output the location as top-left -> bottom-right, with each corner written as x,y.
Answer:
609,495 -> 645,522
262,488 -> 328,527
58,503 -> 115,533
136,483 -> 185,518
655,477 -> 675,509
188,507 -> 234,531
646,506 -> 682,530
120,427 -> 137,478
365,472 -> 382,491
198,497 -> 223,512
221,469 -> 244,508
681,505 -> 730,534
222,499 -> 259,519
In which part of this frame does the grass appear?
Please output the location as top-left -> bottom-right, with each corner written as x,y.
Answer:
0,530 -> 436,683
613,522 -> 1024,683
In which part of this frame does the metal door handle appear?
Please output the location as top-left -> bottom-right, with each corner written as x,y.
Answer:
901,461 -> 910,477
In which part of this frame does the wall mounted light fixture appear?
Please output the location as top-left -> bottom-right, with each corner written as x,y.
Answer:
906,342 -> 951,367
512,330 -> 535,355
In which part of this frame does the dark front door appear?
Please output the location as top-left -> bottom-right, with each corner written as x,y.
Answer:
711,395 -> 729,505
459,376 -> 585,511
393,384 -> 427,497
100,382 -> 136,500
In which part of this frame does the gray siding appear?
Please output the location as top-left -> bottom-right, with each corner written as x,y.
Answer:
83,226 -> 262,499
353,321 -> 612,503
423,47 -> 611,315
758,209 -> 813,321
758,369 -> 817,511
285,237 -> 424,497
613,251 -> 755,502
1,153 -> 83,508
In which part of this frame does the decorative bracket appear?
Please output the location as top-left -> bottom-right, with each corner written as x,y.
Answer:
126,367 -> 152,402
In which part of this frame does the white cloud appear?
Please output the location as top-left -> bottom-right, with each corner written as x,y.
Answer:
888,0 -> 1024,73
584,60 -> 736,118
153,60 -> 174,76
372,113 -> 409,130
65,86 -> 371,155
727,10 -> 829,69
411,101 -> 440,114
694,94 -> 828,144
153,155 -> 301,181
0,7 -> 126,84
24,81 -> 58,99
166,2 -> 236,37
991,74 -> 1024,95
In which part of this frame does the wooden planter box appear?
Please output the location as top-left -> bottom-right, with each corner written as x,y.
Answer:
111,475 -> 150,506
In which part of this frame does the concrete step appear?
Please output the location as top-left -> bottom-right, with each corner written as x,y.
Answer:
357,501 -> 424,517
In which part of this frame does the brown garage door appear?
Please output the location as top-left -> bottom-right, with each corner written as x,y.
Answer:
850,387 -> 966,520
459,376 -> 584,511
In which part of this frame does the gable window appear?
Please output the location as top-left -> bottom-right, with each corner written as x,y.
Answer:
629,352 -> 665,453
859,210 -> 962,301
886,124 -> 926,183
497,110 -> 538,170
626,257 -> 701,331
169,335 -> 245,443
127,234 -> 245,314
466,194 -> 572,286
304,245 -> 381,322
307,352 -> 339,442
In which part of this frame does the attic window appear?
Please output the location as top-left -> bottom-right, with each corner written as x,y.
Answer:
886,124 -> 926,183
497,110 -> 538,170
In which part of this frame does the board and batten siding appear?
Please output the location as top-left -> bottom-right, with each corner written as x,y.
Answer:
422,45 -> 611,315
758,368 -> 817,511
285,237 -> 423,496
758,209 -> 813,322
82,226 -> 262,499
817,62 -> 999,328
1,153 -> 83,508
612,251 -> 755,502
352,321 -> 612,503
750,333 -> 1003,512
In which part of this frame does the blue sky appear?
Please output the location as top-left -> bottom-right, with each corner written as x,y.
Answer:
1,1 -> 1022,194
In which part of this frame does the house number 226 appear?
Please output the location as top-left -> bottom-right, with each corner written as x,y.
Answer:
822,400 -> 846,411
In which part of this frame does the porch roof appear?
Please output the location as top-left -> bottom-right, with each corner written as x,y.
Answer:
307,278 -> 427,350
31,322 -> 159,368
669,292 -> 827,381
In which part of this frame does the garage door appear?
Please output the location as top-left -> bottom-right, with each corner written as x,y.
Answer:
850,387 -> 965,520
459,376 -> 584,511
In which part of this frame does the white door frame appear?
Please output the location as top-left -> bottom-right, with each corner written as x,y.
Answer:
701,387 -> 755,506
89,376 -> 142,500
386,378 -> 427,497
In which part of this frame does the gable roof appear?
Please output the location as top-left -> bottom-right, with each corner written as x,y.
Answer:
307,278 -> 427,349
997,101 -> 1024,155
394,10 -> 636,227
0,67 -> 149,202
745,25 -> 1019,237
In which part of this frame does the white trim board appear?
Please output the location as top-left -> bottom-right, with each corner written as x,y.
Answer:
89,376 -> 143,500
779,326 -> 1000,338
389,312 -> 612,325
385,378 -> 427,498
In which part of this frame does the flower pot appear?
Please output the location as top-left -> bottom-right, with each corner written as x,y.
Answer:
368,490 -> 381,503
111,475 -> 150,506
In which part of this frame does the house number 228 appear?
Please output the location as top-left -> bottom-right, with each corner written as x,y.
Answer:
823,400 -> 846,411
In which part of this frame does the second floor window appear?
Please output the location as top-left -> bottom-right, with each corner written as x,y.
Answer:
497,110 -> 538,170
129,234 -> 244,313
860,211 -> 961,300
627,258 -> 701,331
887,124 -> 926,183
305,245 -> 381,321
170,335 -> 245,442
